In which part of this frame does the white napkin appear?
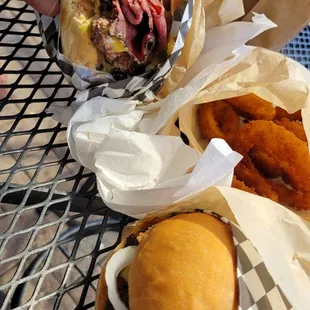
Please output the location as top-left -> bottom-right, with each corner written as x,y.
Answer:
96,139 -> 242,218
65,95 -> 241,217
48,13 -> 276,218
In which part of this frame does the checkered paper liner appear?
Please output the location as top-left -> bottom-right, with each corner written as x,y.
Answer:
199,210 -> 293,310
34,0 -> 193,100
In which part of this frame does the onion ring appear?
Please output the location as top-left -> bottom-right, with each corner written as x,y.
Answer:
234,120 -> 310,192
233,154 -> 279,201
271,183 -> 310,211
225,94 -> 275,120
249,146 -> 283,179
232,176 -> 257,195
275,107 -> 302,121
273,118 -> 307,142
198,101 -> 239,145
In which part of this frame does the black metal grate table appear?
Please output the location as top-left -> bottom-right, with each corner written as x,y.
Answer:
0,1 -> 133,309
0,1 -> 309,309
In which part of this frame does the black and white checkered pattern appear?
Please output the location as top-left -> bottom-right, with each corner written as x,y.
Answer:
34,0 -> 194,100
199,210 -> 293,310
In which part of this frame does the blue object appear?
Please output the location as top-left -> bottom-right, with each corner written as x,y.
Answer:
281,25 -> 310,69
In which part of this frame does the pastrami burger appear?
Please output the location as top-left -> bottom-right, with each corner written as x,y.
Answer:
95,207 -> 238,310
61,0 -> 170,73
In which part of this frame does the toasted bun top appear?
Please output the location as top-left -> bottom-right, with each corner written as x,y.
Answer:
128,213 -> 238,310
60,0 -> 99,69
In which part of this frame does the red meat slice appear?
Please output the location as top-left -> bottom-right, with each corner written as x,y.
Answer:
113,0 -> 167,62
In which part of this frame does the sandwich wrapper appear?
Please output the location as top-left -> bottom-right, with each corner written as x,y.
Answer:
34,0 -> 254,100
34,0 -> 199,100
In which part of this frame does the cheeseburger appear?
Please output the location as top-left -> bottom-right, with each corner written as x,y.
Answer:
96,210 -> 238,310
61,0 -> 170,73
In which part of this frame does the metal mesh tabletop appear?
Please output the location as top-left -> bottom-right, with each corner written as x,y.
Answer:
0,1 -> 133,309
281,25 -> 310,69
0,0 -> 309,309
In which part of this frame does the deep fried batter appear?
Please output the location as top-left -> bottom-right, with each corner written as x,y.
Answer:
225,94 -> 275,120
273,118 -> 307,142
233,155 -> 279,201
272,183 -> 310,211
249,146 -> 283,179
198,101 -> 239,145
234,120 -> 310,192
275,107 -> 302,121
197,97 -> 309,211
232,176 -> 257,195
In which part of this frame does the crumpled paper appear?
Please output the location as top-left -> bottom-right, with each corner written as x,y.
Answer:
49,12 -> 275,217
63,95 -> 241,217
142,45 -> 310,221
157,9 -> 276,97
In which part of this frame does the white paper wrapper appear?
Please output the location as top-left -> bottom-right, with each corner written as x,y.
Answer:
64,96 -> 242,217
48,12 -> 276,218
179,13 -> 276,87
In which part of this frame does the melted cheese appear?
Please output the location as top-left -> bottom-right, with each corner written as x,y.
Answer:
107,37 -> 127,53
167,37 -> 176,55
74,15 -> 92,33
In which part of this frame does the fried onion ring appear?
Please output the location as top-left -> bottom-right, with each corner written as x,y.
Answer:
232,176 -> 257,195
198,101 -> 239,145
249,146 -> 283,179
273,118 -> 307,142
225,94 -> 275,120
233,154 -> 279,201
275,107 -> 302,121
271,183 -> 310,211
234,120 -> 310,192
